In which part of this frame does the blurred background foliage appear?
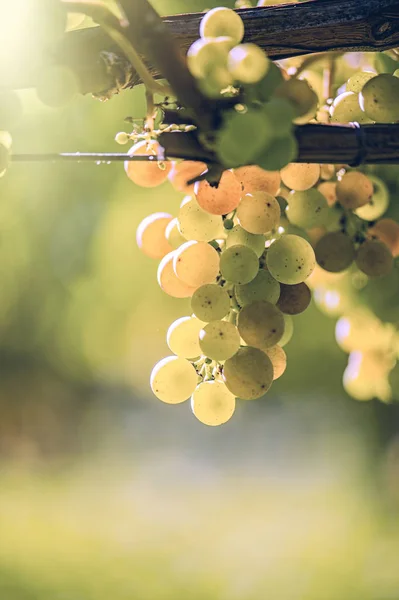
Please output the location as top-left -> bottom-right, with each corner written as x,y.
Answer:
0,1 -> 399,598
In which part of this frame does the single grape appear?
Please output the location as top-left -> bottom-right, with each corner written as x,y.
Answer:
199,320 -> 241,360
355,239 -> 393,277
115,132 -> 129,145
320,164 -> 336,181
173,240 -> 220,287
336,171 -> 373,209
279,314 -> 294,347
276,282 -> 311,315
200,7 -> 244,44
136,212 -> 173,260
191,284 -> 231,322
195,169 -> 242,216
237,191 -> 281,234
178,196 -> 224,242
191,380 -> 236,426
187,37 -> 234,79
246,61 -> 284,104
347,71 -> 377,93
234,165 -> 281,196
168,161 -> 207,194
125,140 -> 171,188
264,345 -> 287,380
354,175 -> 389,221
236,269 -> 281,306
238,300 -> 285,348
220,245 -> 259,284
226,225 -> 266,258
359,74 -> 399,122
286,189 -> 329,229
157,252 -> 198,298
165,218 -> 187,249
228,43 -> 270,84
368,219 -> 399,258
150,356 -> 198,404
317,181 -> 337,207
36,65 -> 79,107
329,92 -> 371,124
274,79 -> 318,124
223,346 -> 274,400
257,134 -> 298,171
280,163 -> 320,191
266,234 -> 316,284
315,232 -> 355,273
263,98 -> 296,139
167,316 -> 204,359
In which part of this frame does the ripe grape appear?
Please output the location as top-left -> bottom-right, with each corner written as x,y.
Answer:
228,44 -> 270,84
191,284 -> 231,322
336,171 -> 373,209
168,161 -> 207,194
359,74 -> 399,122
235,269 -> 281,306
346,71 -> 376,93
191,380 -> 236,426
178,196 -> 224,242
36,65 -> 79,108
157,252 -> 198,298
167,316 -> 204,358
279,314 -> 294,347
237,192 -> 281,234
234,165 -> 281,196
195,170 -> 242,215
165,218 -> 187,249
317,181 -> 337,207
238,300 -> 285,348
220,245 -> 259,284
320,164 -> 336,181
200,7 -> 244,44
280,163 -> 320,191
217,108 -> 273,167
199,320 -> 241,360
150,356 -> 198,404
226,225 -> 266,258
266,234 -> 316,284
315,232 -> 355,273
276,282 -> 311,315
286,189 -> 329,229
354,175 -> 389,221
355,239 -> 393,277
173,241 -> 220,287
136,212 -> 173,260
275,79 -> 318,124
125,140 -> 171,188
187,37 -> 233,79
368,219 -> 399,258
264,345 -> 287,380
223,346 -> 274,400
329,92 -> 370,124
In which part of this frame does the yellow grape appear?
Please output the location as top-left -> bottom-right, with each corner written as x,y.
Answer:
178,196 -> 224,242
165,217 -> 187,249
200,7 -> 244,45
168,161 -> 207,194
167,316 -> 204,359
317,181 -> 337,207
157,251 -> 198,298
280,163 -> 320,191
173,240 -> 220,287
234,165 -> 281,196
150,356 -> 198,404
136,212 -> 173,260
191,284 -> 231,322
237,191 -> 281,234
125,140 -> 171,188
336,171 -> 373,209
195,170 -> 242,215
191,380 -> 236,426
199,320 -> 241,361
264,345 -> 287,380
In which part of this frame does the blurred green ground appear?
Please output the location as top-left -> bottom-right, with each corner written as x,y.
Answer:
1,1 -> 399,598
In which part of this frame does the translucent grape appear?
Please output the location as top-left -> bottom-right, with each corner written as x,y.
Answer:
264,345 -> 287,380
228,44 -> 270,84
279,314 -> 294,347
199,320 -> 241,360
368,219 -> 399,258
36,65 -> 79,107
236,269 -> 281,306
115,132 -> 129,145
150,356 -> 198,404
167,316 -> 204,359
347,71 -> 376,93
165,218 -> 187,249
329,92 -> 371,124
187,37 -> 233,79
191,284 -> 231,322
234,165 -> 281,196
266,234 -> 316,284
257,134 -> 298,171
237,192 -> 281,234
136,212 -> 173,260
280,163 -> 320,191
217,108 -> 273,167
320,164 -> 336,181
359,74 -> 399,122
125,140 -> 171,188
157,252 -> 198,298
317,181 -> 337,207
168,161 -> 207,194
191,380 -> 236,426
220,245 -> 259,284
355,239 -> 393,277
315,232 -> 355,273
223,346 -> 274,400
226,225 -> 265,258
178,196 -> 224,242
195,170 -> 242,216
275,79 -> 318,124
286,189 -> 329,229
336,171 -> 373,210
276,282 -> 311,315
173,241 -> 220,287
238,300 -> 285,348
354,175 -> 389,221
200,7 -> 244,44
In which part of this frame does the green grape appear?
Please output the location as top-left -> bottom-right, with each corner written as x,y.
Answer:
264,345 -> 287,380
115,131 -> 129,145
199,320 -> 241,360
173,241 -> 220,287
226,225 -> 266,258
191,284 -> 231,322
355,239 -> 393,277
286,189 -> 329,229
216,108 -> 273,167
280,163 -> 320,191
315,232 -> 355,273
354,175 -> 389,221
257,134 -> 298,171
220,245 -> 259,284
346,71 -> 377,93
263,98 -> 295,139
279,314 -> 294,347
237,192 -> 281,234
0,143 -> 10,177
228,43 -> 270,84
329,92 -> 371,124
359,74 -> 399,122
187,37 -> 234,79
191,380 -> 236,426
274,79 -> 318,124
200,7 -> 244,45
246,61 -> 284,103
336,171 -> 373,209
150,356 -> 198,404
0,91 -> 23,129
238,300 -> 285,348
236,269 -> 281,306
223,346 -> 274,400
165,217 -> 187,249
178,196 -> 224,242
36,65 -> 79,108
266,234 -> 316,284
276,282 -> 311,315
167,316 -> 204,359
